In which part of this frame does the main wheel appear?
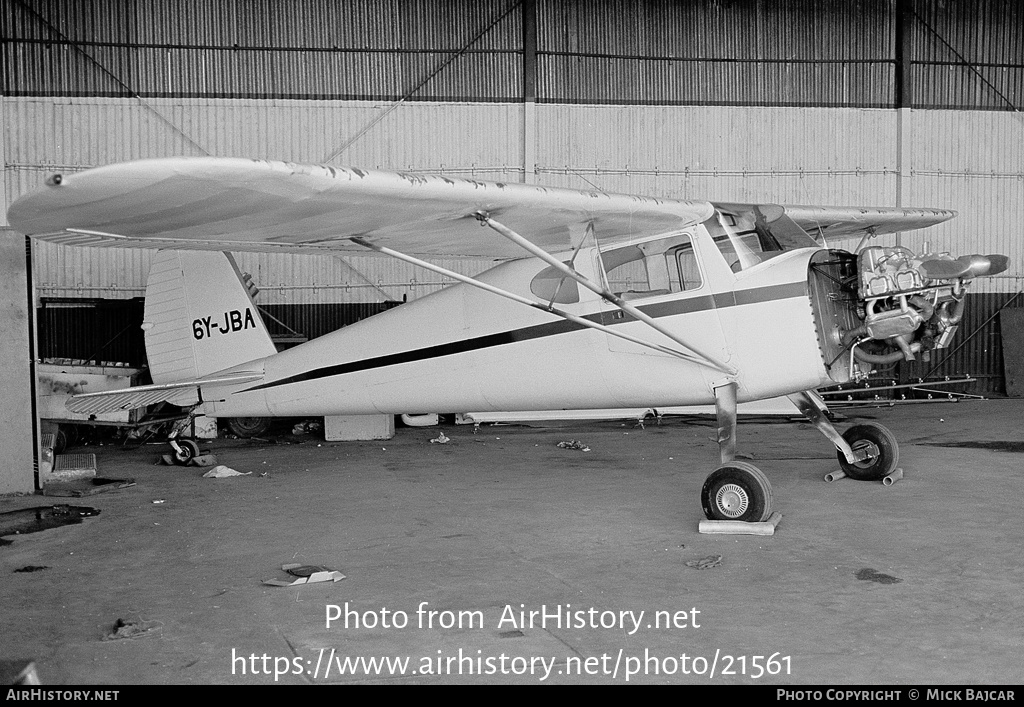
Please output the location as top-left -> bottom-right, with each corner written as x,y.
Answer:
225,416 -> 272,438
701,462 -> 774,522
171,439 -> 201,466
837,422 -> 899,481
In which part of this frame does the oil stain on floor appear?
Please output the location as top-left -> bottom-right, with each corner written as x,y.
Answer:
919,441 -> 1024,453
856,568 -> 903,585
0,505 -> 100,546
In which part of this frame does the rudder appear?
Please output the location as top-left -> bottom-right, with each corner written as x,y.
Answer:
143,251 -> 277,384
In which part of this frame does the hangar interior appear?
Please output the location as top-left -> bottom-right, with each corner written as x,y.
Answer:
1,0 -> 1023,686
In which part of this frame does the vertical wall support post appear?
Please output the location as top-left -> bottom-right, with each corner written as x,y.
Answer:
522,0 -> 537,184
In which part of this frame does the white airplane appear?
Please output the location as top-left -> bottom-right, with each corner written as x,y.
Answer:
7,158 -> 1008,523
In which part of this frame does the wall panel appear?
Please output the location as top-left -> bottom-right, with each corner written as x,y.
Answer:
2,0 -> 522,101
3,0 -> 1022,393
8,99 -> 1019,302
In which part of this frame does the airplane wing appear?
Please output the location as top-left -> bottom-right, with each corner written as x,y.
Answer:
65,372 -> 264,415
6,158 -> 714,258
783,205 -> 956,239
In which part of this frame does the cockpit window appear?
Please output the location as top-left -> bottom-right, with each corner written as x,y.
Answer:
706,204 -> 817,272
601,233 -> 702,300
531,262 -> 580,304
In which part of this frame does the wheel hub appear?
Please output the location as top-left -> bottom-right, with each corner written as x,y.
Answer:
850,440 -> 880,468
715,483 -> 749,518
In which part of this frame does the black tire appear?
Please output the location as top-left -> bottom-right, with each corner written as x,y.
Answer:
225,417 -> 272,438
53,426 -> 68,455
837,422 -> 899,481
171,439 -> 201,466
701,462 -> 774,522
63,424 -> 80,449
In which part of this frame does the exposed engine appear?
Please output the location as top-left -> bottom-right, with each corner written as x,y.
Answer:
808,246 -> 1008,383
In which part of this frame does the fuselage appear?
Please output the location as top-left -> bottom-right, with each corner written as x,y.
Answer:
204,222 -> 835,419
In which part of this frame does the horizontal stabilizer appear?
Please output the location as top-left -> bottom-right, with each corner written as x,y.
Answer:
65,373 -> 263,415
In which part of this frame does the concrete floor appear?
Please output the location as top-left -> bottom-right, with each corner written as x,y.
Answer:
2,399 -> 1023,685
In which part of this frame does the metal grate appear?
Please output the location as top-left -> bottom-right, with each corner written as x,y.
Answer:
53,454 -> 97,475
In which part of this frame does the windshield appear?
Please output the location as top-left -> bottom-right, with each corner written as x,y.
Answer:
706,204 -> 818,272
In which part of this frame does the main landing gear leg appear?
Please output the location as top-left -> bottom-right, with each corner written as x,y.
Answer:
700,382 -> 774,522
786,391 -> 900,481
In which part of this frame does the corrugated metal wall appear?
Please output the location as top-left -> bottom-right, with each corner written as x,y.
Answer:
2,0 -> 523,100
893,108 -> 1024,298
532,104 -> 900,205
3,0 -> 1022,391
897,292 -> 1022,395
0,97 -> 525,175
5,0 -> 1022,109
536,0 -> 895,107
910,0 -> 1024,110
34,297 -> 404,367
30,243 -> 502,305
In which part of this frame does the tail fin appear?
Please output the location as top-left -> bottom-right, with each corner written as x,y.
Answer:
143,251 -> 277,384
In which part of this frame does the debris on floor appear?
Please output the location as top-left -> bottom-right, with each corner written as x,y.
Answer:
263,563 -> 345,587
13,566 -> 51,573
685,554 -> 723,570
292,420 -> 323,435
557,439 -> 591,451
159,453 -> 218,467
430,432 -> 451,444
855,568 -> 903,585
103,617 -> 163,641
201,465 -> 251,479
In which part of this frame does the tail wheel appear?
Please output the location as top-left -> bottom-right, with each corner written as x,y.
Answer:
701,462 -> 774,522
837,422 -> 899,481
171,439 -> 200,466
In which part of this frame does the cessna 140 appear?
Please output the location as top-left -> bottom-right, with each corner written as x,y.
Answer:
7,157 -> 1008,522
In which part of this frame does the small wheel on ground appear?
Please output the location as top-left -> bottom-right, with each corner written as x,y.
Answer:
63,424 -> 81,448
54,426 -> 69,455
225,417 -> 272,438
171,439 -> 201,466
701,461 -> 774,522
837,422 -> 899,481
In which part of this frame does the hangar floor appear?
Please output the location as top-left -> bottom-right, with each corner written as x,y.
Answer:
2,399 -> 1023,685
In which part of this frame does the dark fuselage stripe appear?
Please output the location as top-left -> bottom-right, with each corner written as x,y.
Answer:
242,280 -> 807,392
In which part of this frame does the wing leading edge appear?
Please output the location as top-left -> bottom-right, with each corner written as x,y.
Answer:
7,158 -> 714,258
7,158 -> 957,256
784,205 -> 956,239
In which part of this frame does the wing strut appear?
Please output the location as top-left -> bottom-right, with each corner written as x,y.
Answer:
348,237 -> 710,365
474,213 -> 738,376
